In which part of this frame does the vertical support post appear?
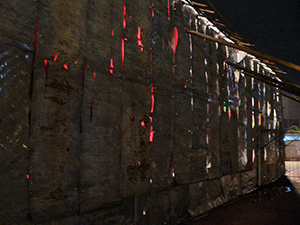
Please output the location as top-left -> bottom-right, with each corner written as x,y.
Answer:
258,129 -> 262,187
280,95 -> 286,174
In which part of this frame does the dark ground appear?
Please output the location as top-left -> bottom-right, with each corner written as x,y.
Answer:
182,176 -> 300,225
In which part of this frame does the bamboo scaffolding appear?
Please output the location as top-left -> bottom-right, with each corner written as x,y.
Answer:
213,26 -> 241,37
186,29 -> 300,73
205,0 -> 231,24
225,61 -> 300,97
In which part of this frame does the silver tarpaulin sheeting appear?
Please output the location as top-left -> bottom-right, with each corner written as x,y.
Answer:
0,0 -> 284,224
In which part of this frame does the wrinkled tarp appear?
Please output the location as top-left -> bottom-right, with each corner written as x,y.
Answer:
0,0 -> 285,224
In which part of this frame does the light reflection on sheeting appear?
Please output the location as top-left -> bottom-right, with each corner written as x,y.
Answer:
284,135 -> 300,141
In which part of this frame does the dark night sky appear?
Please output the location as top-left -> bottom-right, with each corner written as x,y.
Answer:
194,0 -> 300,85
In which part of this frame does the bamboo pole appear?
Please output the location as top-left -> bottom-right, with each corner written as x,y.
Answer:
191,1 -> 207,7
198,8 -> 215,14
258,129 -> 262,187
186,29 -> 300,73
214,21 -> 227,27
278,91 -> 300,104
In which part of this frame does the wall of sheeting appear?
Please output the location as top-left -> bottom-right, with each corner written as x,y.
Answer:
0,0 -> 284,224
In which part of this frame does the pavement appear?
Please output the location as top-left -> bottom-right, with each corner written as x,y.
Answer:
287,169 -> 300,195
286,161 -> 300,194
182,175 -> 300,225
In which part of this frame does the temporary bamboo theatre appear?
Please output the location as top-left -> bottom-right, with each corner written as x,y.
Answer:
1,0 -> 299,224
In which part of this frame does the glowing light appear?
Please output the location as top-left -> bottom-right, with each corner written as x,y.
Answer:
110,58 -> 114,74
149,43 -> 155,143
141,121 -> 145,126
63,64 -> 69,70
171,27 -> 179,54
44,60 -> 49,76
53,54 -> 57,62
26,174 -> 29,179
259,114 -> 262,125
112,30 -> 114,36
138,161 -> 141,166
168,1 -> 170,20
93,71 -> 96,78
149,126 -> 155,142
151,85 -> 155,93
150,94 -> 155,113
74,61 -> 77,64
137,27 -> 144,51
123,2 -> 126,29
149,116 -> 153,123
122,38 -> 125,69
284,135 -> 300,141
172,168 -> 175,177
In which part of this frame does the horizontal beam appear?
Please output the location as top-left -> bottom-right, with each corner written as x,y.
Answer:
225,61 -> 300,97
278,91 -> 300,104
186,29 -> 300,73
